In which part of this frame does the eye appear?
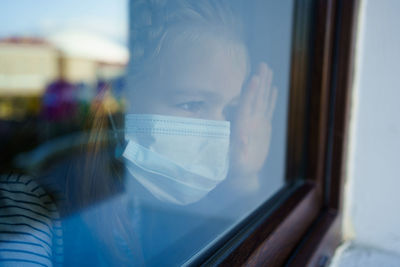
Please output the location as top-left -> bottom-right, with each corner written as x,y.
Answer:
175,101 -> 205,113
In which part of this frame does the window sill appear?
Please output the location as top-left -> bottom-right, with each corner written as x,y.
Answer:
330,242 -> 400,267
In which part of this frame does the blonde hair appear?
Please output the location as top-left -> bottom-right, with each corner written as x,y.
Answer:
128,0 -> 247,84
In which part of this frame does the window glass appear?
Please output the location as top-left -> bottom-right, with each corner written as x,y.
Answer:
0,0 -> 294,265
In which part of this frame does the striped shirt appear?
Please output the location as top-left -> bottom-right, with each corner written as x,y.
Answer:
0,173 -> 63,266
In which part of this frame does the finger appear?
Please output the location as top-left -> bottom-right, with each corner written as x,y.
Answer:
240,75 -> 260,117
258,62 -> 270,88
265,64 -> 273,94
255,64 -> 268,112
266,86 -> 278,121
255,63 -> 273,114
262,64 -> 274,113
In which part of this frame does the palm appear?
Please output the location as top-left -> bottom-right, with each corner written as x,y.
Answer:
229,63 -> 277,184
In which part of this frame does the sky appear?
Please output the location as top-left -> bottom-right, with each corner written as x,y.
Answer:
1,0 -> 128,45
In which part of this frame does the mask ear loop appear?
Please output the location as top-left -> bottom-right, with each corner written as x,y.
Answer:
107,110 -> 127,159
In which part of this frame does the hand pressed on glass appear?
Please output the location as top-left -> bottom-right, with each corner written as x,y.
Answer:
230,63 -> 278,190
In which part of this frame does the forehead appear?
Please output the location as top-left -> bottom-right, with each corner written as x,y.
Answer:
157,34 -> 248,98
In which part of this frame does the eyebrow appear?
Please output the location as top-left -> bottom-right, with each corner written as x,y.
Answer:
169,88 -> 222,101
169,87 -> 240,105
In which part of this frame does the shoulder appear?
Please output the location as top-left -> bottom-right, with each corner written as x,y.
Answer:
0,172 -> 63,266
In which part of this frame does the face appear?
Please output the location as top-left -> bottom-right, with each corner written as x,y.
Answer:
128,35 -> 248,121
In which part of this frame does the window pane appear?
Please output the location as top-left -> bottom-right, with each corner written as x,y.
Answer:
0,0 -> 294,265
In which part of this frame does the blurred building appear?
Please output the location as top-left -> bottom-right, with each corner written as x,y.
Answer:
48,30 -> 128,84
0,38 -> 59,119
0,32 -> 129,120
0,37 -> 59,96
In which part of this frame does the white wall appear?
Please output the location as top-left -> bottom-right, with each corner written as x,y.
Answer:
344,0 -> 400,255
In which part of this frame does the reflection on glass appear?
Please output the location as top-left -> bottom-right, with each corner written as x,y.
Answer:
0,0 -> 293,266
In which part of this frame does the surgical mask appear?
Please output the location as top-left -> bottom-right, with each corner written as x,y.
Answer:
122,114 -> 230,205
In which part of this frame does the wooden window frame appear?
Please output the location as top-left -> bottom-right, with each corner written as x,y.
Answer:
189,0 -> 360,266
